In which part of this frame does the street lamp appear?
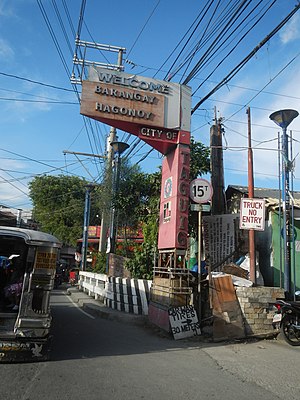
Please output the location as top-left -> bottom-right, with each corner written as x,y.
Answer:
269,109 -> 299,298
81,184 -> 94,271
108,141 -> 130,254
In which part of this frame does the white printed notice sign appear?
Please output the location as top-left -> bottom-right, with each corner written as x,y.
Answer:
168,305 -> 201,340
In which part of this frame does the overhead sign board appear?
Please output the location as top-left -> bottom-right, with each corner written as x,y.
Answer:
190,178 -> 213,204
239,198 -> 265,231
80,67 -> 191,155
81,80 -> 165,127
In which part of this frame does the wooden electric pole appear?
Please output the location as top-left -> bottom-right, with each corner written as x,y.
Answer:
210,109 -> 226,215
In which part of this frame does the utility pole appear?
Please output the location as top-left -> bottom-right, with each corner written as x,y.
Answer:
98,49 -> 124,253
247,107 -> 256,284
81,184 -> 94,271
108,141 -> 130,254
71,39 -> 125,255
270,109 -> 299,298
62,150 -> 106,178
63,149 -> 106,262
210,108 -> 226,214
99,126 -> 116,252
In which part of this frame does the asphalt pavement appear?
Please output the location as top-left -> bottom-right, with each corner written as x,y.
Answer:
66,285 -> 281,344
66,285 -> 151,328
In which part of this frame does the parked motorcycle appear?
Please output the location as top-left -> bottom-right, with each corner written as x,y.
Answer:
272,293 -> 300,346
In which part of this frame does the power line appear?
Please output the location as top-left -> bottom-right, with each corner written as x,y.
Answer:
178,0 -> 224,84
0,97 -> 77,105
224,48 -> 300,121
183,0 -> 254,85
0,159 -> 91,182
191,3 -> 300,114
0,147 -> 96,180
127,0 -> 161,59
37,0 -> 72,78
188,0 -> 276,91
62,0 -> 77,38
0,71 -> 74,92
51,0 -> 74,57
0,174 -> 29,197
157,0 -> 220,80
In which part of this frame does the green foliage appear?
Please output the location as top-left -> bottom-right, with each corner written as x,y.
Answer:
27,136 -> 210,277
124,242 -> 155,280
111,167 -> 160,277
114,240 -> 135,258
120,139 -> 210,276
28,175 -> 90,246
91,251 -> 107,273
114,164 -> 160,227
189,137 -> 211,235
190,136 -> 210,180
142,212 -> 158,248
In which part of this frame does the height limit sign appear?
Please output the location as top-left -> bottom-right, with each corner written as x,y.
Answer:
190,178 -> 213,204
239,198 -> 265,231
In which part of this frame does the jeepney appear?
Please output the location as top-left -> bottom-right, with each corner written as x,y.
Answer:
0,227 -> 61,362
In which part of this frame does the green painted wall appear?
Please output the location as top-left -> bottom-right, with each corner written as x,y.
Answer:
271,212 -> 300,291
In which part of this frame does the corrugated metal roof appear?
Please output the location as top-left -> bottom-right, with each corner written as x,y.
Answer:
226,185 -> 300,207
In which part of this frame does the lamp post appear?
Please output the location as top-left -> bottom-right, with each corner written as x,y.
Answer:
81,184 -> 94,271
269,109 -> 299,297
108,141 -> 129,254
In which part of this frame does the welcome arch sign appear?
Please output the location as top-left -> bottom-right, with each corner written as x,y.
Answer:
80,66 -> 192,250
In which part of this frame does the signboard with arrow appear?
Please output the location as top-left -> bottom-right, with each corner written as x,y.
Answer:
168,305 -> 201,340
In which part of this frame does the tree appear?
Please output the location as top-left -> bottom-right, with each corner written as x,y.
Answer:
123,138 -> 210,278
27,136 -> 210,269
189,137 -> 211,235
116,139 -> 210,234
190,136 -> 210,180
115,163 -> 161,234
109,164 -> 161,278
113,161 -> 146,228
28,175 -> 92,246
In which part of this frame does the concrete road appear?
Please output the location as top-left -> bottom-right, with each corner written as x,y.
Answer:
1,287 -> 298,400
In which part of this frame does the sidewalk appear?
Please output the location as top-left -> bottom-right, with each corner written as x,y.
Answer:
66,286 -> 149,327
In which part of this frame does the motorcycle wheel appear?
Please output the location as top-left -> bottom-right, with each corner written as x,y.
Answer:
281,315 -> 300,346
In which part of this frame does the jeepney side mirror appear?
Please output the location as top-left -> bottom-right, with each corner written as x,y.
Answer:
295,290 -> 300,300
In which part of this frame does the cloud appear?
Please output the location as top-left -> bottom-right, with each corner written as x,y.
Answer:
0,38 -> 14,61
279,14 -> 300,44
0,157 -> 30,207
212,55 -> 300,190
0,1 -> 14,17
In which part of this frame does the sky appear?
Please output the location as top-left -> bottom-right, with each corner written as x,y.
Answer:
1,0 -> 300,214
